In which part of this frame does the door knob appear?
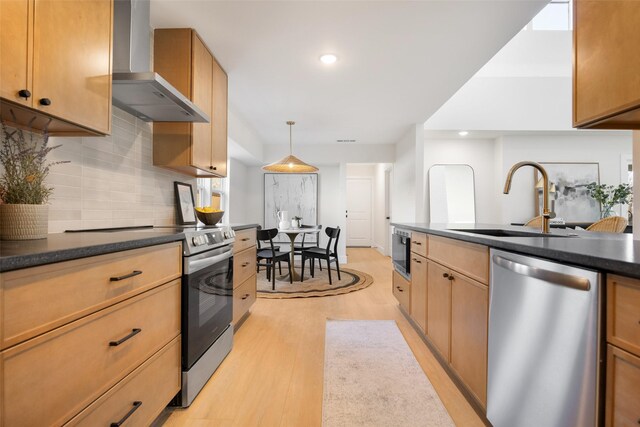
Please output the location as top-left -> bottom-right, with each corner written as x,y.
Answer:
18,89 -> 31,99
39,98 -> 52,106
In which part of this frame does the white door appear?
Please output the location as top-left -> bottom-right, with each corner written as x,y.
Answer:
346,177 -> 372,247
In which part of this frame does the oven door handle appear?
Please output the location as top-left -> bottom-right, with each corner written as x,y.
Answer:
185,249 -> 233,274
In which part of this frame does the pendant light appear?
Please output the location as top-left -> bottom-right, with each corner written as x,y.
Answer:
262,121 -> 319,173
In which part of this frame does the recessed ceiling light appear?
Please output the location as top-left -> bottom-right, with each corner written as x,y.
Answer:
458,131 -> 469,136
320,54 -> 338,64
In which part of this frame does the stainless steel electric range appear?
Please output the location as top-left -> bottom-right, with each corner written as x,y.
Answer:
169,226 -> 236,407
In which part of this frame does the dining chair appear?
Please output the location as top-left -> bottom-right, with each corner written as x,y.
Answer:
586,216 -> 628,233
293,224 -> 322,270
300,226 -> 341,285
256,228 -> 292,290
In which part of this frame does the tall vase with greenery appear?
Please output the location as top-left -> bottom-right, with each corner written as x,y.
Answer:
585,182 -> 632,219
0,120 -> 66,240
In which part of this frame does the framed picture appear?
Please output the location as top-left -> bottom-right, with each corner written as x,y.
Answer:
174,181 -> 197,225
534,162 -> 600,222
264,173 -> 318,242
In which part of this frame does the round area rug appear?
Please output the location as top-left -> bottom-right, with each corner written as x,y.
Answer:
257,264 -> 374,299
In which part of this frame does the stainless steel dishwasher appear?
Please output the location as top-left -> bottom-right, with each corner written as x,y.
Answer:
487,249 -> 601,427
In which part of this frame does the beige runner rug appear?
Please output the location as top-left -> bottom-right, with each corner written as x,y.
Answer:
322,320 -> 455,427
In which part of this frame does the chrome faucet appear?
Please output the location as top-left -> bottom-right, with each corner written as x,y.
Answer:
503,161 -> 551,234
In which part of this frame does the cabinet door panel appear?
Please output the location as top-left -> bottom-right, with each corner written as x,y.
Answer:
0,0 -> 32,105
574,0 -> 640,128
211,58 -> 228,177
451,275 -> 488,407
410,254 -> 427,333
392,270 -> 411,314
605,345 -> 640,427
427,260 -> 451,360
191,33 -> 213,172
32,0 -> 112,134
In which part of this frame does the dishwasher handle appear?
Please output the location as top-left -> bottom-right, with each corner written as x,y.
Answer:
493,255 -> 591,291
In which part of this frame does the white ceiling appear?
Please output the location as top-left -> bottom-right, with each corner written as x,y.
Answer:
151,0 -> 547,146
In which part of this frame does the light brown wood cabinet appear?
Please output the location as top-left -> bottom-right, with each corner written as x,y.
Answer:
410,254 -> 428,333
606,274 -> 640,426
450,274 -> 488,407
426,260 -> 451,360
394,233 -> 490,413
0,0 -> 113,136
0,242 -> 182,426
573,0 -> 640,129
153,28 -> 228,177
233,228 -> 257,329
392,270 -> 411,314
605,345 -> 640,427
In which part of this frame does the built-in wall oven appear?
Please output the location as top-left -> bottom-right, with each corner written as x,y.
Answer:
392,228 -> 411,279
173,227 -> 236,407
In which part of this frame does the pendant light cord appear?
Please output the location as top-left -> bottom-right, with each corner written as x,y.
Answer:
289,123 -> 293,155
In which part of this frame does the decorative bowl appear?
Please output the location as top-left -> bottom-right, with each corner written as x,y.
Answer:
195,209 -> 225,226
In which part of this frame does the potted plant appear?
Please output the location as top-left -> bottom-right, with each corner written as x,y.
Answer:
0,120 -> 66,240
291,216 -> 303,229
586,182 -> 632,219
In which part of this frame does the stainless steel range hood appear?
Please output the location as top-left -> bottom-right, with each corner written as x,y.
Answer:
112,0 -> 209,123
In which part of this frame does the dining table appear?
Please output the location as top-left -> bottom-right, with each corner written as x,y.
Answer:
277,226 -> 321,281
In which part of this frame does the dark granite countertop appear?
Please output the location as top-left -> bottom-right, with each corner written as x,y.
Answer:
392,223 -> 640,279
0,223 -> 259,273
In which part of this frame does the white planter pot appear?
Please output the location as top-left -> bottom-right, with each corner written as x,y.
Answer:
0,204 -> 48,240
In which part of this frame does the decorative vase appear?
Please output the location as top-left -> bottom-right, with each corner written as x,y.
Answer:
601,206 -> 614,219
0,204 -> 49,240
292,219 -> 301,229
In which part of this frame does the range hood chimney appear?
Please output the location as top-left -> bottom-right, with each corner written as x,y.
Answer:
111,0 -> 209,122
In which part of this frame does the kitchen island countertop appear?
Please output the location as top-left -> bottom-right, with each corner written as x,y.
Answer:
392,223 -> 640,279
0,224 -> 259,273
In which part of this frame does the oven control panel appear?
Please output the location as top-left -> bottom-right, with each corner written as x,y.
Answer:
183,227 -> 236,256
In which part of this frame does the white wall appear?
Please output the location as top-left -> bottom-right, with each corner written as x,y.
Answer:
498,133 -> 632,223
393,124 -> 424,223
424,138 -> 499,223
227,157 -> 249,223
45,108 -> 196,233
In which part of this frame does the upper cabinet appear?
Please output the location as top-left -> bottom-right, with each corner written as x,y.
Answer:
0,0 -> 113,136
153,29 -> 228,178
573,0 -> 640,129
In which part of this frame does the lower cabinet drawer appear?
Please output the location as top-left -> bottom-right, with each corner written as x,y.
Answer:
392,270 -> 411,313
65,336 -> 181,427
606,345 -> 640,427
234,246 -> 257,288
233,274 -> 257,325
1,280 -> 181,427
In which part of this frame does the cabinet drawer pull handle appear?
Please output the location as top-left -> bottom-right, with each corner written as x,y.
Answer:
242,262 -> 250,267
413,258 -> 421,264
110,270 -> 142,281
442,273 -> 449,278
109,328 -> 141,346
39,97 -> 51,106
412,241 -> 421,245
18,89 -> 31,99
110,401 -> 142,427
396,286 -> 403,292
242,293 -> 250,300
241,237 -> 250,241
209,166 -> 217,170
448,275 -> 454,281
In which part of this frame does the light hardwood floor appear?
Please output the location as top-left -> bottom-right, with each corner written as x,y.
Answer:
158,248 -> 483,426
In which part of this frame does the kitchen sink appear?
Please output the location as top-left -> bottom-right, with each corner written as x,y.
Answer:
448,228 -> 576,238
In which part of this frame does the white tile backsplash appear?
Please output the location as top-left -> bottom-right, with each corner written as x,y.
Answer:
46,107 -> 196,233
